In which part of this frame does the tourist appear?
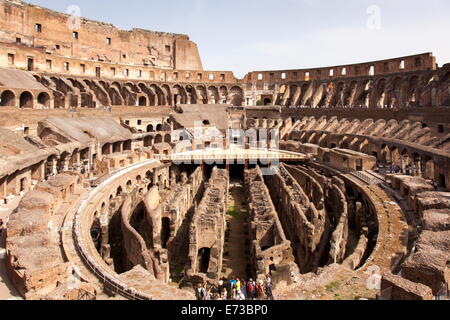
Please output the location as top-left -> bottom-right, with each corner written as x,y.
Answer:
229,277 -> 237,299
204,283 -> 212,300
235,278 -> 241,293
220,287 -> 228,300
257,280 -> 265,300
195,283 -> 207,300
240,281 -> 247,300
0,218 -> 4,235
247,279 -> 256,300
265,274 -> 274,300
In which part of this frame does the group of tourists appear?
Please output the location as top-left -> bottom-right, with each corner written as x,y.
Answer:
196,275 -> 274,301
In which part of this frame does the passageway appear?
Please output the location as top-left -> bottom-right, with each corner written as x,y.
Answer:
222,176 -> 251,280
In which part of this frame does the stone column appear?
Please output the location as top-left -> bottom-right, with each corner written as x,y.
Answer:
400,156 -> 406,174
416,158 -> 422,177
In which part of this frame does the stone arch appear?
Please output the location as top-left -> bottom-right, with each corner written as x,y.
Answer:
154,134 -> 163,144
107,86 -> 123,105
375,78 -> 387,108
340,136 -> 350,149
330,82 -> 345,107
172,84 -> 186,105
164,133 -> 171,143
230,86 -> 243,106
149,84 -> 163,106
263,98 -> 272,105
138,96 -> 147,106
380,144 -> 391,164
147,124 -> 154,133
37,92 -> 51,108
219,86 -> 228,104
208,86 -> 219,104
161,84 -> 172,106
19,91 -> 33,108
196,85 -> 208,104
0,90 -> 16,106
185,85 -> 197,104
390,146 -> 401,167
144,135 -> 153,147
138,83 -> 156,106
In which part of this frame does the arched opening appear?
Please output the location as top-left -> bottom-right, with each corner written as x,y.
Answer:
164,134 -> 171,143
126,180 -> 132,191
154,134 -> 163,144
37,92 -> 51,108
161,217 -> 171,249
0,90 -> 16,106
116,186 -> 123,197
19,91 -> 33,108
147,125 -> 154,132
381,144 -> 391,164
123,140 -> 132,151
156,124 -> 162,131
197,248 -> 211,273
102,143 -> 111,155
264,98 -> 272,105
138,96 -> 147,106
144,135 -> 153,147
230,86 -> 243,106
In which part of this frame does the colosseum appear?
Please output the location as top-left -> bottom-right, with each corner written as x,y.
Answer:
0,0 -> 449,301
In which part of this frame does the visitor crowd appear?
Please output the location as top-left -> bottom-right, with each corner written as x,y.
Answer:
195,274 -> 274,301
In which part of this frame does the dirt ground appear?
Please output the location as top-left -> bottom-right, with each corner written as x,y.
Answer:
222,183 -> 250,280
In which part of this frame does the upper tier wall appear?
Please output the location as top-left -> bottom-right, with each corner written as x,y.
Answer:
243,53 -> 436,83
0,0 -> 203,70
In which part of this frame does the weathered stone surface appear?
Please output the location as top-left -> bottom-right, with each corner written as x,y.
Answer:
381,273 -> 433,300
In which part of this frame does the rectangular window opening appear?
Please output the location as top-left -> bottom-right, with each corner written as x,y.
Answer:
8,53 -> 14,66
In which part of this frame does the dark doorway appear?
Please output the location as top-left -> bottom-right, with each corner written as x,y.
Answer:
27,58 -> 34,71
161,218 -> 171,249
0,90 -> 15,106
198,248 -> 211,273
139,96 -> 147,106
20,177 -> 26,192
439,174 -> 446,189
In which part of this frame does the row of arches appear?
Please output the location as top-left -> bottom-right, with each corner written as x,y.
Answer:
278,72 -> 446,108
33,75 -> 245,109
0,90 -> 51,108
295,130 -> 448,186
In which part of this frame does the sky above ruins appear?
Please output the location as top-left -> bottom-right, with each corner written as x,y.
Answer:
27,0 -> 450,78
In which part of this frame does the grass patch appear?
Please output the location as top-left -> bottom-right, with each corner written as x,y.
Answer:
227,206 -> 238,217
326,281 -> 341,292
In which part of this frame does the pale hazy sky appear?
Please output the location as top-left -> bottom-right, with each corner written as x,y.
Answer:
27,0 -> 450,78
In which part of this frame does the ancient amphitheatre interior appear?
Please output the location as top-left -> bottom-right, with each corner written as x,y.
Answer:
0,0 -> 449,301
